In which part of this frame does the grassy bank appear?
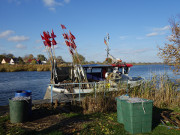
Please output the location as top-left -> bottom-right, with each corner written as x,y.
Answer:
0,103 -> 179,135
0,64 -> 69,72
0,64 -> 51,72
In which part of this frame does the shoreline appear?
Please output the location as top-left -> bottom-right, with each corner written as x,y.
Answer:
0,63 -> 167,72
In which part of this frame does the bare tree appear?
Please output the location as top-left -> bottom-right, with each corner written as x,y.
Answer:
159,17 -> 180,74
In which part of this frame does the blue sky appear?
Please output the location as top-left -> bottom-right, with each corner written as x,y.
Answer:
0,0 -> 179,63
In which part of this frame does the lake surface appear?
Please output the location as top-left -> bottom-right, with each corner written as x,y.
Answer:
0,65 -> 179,106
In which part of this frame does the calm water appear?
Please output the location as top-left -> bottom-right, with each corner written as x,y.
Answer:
0,65 -> 179,106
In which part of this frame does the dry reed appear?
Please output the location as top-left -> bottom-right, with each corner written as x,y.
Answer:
81,74 -> 180,114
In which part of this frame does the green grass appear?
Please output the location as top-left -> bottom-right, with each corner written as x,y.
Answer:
1,110 -> 179,135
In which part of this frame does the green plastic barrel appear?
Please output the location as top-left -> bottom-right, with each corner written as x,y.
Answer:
9,98 -> 31,123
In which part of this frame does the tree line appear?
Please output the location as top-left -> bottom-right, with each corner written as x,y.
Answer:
0,53 -> 96,64
0,54 -> 50,64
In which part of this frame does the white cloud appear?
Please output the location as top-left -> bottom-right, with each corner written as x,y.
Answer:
0,30 -> 14,38
16,44 -> 27,49
42,0 -> 63,11
146,25 -> 170,37
8,36 -> 29,42
42,0 -> 71,11
153,25 -> 170,31
119,36 -> 127,40
146,32 -> 158,37
43,0 -> 63,6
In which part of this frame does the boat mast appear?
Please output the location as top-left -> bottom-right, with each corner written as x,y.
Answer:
105,33 -> 110,63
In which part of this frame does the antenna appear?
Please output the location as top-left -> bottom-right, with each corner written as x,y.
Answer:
105,33 -> 110,60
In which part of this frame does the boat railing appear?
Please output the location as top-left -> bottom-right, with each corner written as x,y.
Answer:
48,81 -> 129,104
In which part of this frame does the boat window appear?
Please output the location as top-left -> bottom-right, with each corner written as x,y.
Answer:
92,68 -> 102,73
119,68 -> 122,73
107,68 -> 113,72
124,67 -> 128,74
86,68 -> 92,73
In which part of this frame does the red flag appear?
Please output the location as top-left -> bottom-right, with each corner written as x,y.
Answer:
43,31 -> 47,39
69,30 -> 76,40
41,34 -> 45,40
65,40 -> 70,46
70,40 -> 77,49
46,31 -> 51,38
62,33 -> 69,40
52,38 -> 57,45
61,24 -> 66,29
43,31 -> 51,39
43,41 -> 47,46
69,49 -> 74,55
71,42 -> 77,49
45,40 -> 51,47
51,29 -> 56,38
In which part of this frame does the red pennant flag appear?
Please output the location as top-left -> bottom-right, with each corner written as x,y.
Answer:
62,33 -> 69,40
45,40 -> 51,47
69,30 -> 76,40
65,40 -> 71,46
46,31 -> 51,38
41,34 -> 45,40
70,40 -> 77,49
69,49 -> 74,55
51,29 -> 56,38
52,38 -> 57,45
43,41 -> 47,46
43,31 -> 51,39
71,42 -> 77,50
43,31 -> 47,39
61,24 -> 66,29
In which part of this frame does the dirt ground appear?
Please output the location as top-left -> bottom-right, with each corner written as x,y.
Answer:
1,102 -> 91,134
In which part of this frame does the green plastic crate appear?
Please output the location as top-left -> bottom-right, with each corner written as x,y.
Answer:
116,98 -> 153,134
116,97 -> 127,123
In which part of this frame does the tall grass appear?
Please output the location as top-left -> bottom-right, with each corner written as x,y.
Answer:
81,74 -> 180,114
82,82 -> 127,114
129,74 -> 180,108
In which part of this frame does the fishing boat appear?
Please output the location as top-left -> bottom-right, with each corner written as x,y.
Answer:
43,62 -> 144,100
41,27 -> 144,100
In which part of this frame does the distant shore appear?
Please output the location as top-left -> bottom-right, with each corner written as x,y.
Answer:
0,64 -> 52,72
131,63 -> 165,65
0,63 -> 166,72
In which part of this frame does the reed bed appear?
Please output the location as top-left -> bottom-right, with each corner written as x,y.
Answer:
81,74 -> 180,114
129,74 -> 180,108
81,82 -> 127,114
